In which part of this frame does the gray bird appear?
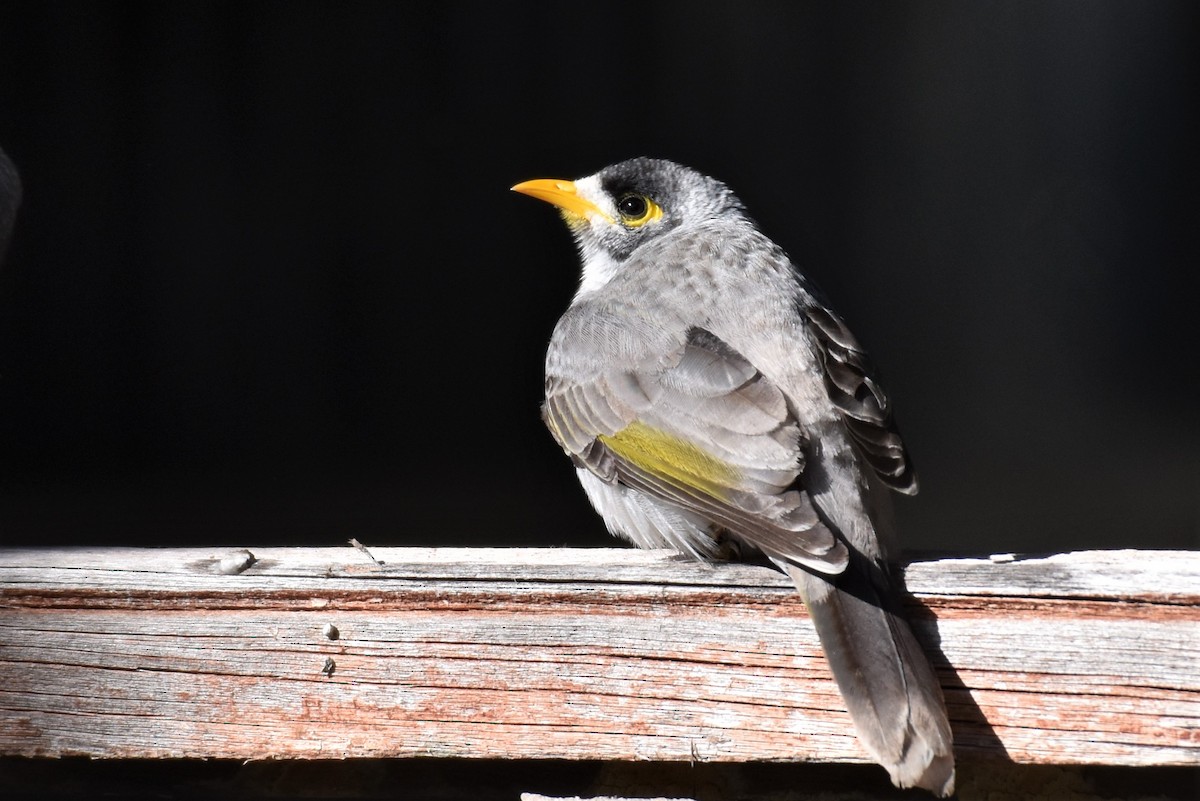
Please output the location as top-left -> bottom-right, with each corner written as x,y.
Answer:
513,158 -> 954,796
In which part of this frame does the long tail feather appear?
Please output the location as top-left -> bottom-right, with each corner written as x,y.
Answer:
786,556 -> 955,797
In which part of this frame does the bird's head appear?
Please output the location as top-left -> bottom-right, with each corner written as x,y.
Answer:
513,158 -> 744,293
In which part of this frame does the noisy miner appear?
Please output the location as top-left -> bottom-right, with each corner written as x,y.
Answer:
513,158 -> 954,797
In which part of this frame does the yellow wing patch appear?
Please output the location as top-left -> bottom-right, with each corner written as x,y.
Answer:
598,421 -> 740,499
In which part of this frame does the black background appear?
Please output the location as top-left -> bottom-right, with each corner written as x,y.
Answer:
1,2 -> 1196,553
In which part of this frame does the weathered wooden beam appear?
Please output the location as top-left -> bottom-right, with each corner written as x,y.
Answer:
0,547 -> 1195,766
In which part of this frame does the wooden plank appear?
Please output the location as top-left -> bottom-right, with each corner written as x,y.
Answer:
0,547 -> 1196,766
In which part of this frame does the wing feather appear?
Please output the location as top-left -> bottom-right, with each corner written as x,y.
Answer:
805,304 -> 918,494
544,327 -> 849,575
613,456 -> 846,574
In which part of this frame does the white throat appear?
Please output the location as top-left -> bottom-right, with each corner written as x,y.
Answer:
568,175 -> 623,299
575,248 -> 621,298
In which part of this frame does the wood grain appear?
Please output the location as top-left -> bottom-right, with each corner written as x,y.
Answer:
0,547 -> 1196,765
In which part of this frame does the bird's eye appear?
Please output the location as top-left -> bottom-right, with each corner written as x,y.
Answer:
616,193 -> 662,227
617,195 -> 646,218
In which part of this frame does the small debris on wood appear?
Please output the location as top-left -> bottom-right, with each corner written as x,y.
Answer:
348,538 -> 382,565
322,623 -> 340,641
215,549 -> 256,575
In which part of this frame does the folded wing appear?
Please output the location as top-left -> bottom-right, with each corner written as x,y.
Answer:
544,327 -> 848,575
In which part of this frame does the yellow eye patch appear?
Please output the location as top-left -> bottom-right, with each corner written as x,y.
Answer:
615,193 -> 663,228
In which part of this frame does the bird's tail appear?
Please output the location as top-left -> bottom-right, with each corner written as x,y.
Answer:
785,556 -> 955,797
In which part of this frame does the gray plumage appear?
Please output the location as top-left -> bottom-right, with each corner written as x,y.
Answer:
517,158 -> 954,796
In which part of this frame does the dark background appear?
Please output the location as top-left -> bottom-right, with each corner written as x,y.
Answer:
0,2 -> 1196,553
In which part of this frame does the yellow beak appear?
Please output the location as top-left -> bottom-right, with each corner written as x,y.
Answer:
511,178 -> 611,222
